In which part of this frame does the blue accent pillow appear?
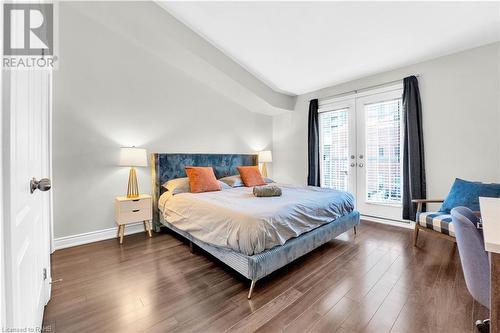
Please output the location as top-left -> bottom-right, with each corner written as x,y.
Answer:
439,178 -> 500,213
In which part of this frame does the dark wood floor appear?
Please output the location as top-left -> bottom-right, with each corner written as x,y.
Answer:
43,221 -> 488,333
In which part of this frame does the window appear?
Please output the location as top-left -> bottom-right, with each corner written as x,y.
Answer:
365,98 -> 403,205
319,109 -> 349,191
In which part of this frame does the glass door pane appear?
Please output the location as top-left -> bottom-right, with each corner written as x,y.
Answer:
364,98 -> 402,205
319,108 -> 351,191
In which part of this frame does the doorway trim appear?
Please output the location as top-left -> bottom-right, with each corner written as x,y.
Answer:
1,4 -> 6,323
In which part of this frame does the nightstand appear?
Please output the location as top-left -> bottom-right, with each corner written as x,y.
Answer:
114,194 -> 152,244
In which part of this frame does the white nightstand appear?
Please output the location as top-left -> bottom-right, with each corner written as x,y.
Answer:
114,194 -> 152,244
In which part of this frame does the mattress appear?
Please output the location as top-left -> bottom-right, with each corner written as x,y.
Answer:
158,184 -> 355,255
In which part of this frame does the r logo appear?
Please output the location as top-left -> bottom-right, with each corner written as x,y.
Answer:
3,3 -> 53,56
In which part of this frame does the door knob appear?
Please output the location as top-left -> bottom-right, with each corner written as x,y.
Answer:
30,178 -> 51,194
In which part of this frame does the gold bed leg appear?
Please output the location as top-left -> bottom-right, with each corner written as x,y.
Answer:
248,280 -> 256,299
353,226 -> 357,235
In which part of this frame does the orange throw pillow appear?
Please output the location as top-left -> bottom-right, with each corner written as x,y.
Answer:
237,166 -> 266,187
185,167 -> 221,193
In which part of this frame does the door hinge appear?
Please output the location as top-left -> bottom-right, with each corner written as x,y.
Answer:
43,268 -> 47,280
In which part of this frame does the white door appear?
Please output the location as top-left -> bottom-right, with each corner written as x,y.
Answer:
355,89 -> 403,221
3,69 -> 52,329
319,86 -> 404,222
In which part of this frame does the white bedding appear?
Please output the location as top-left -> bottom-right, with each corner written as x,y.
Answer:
158,184 -> 354,255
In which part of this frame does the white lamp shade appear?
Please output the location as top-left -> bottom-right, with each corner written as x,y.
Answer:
119,147 -> 148,167
258,150 -> 272,163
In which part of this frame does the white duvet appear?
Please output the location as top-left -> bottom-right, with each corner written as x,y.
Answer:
158,184 -> 354,255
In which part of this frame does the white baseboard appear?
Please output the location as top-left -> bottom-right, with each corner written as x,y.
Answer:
53,222 -> 146,251
361,215 -> 415,229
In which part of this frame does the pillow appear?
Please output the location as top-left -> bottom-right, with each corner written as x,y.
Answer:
162,177 -> 229,195
218,175 -> 244,187
439,178 -> 500,213
162,177 -> 190,195
237,166 -> 266,187
185,167 -> 221,193
219,181 -> 232,190
219,175 -> 274,187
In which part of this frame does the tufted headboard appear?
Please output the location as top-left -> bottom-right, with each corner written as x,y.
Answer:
150,153 -> 258,230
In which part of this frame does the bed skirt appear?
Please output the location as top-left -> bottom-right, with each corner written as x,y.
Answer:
160,210 -> 360,281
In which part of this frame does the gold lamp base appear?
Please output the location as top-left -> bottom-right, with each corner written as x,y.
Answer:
260,162 -> 268,178
127,167 -> 139,198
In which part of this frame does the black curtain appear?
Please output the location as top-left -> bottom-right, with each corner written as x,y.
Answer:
402,76 -> 426,220
307,99 -> 320,186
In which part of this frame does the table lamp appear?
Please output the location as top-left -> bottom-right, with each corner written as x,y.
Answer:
258,150 -> 272,178
119,147 -> 147,198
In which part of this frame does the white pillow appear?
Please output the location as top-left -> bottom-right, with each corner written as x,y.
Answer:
162,177 -> 230,195
219,175 -> 274,188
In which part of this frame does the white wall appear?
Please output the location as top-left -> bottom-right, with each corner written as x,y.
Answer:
53,2 -> 273,239
64,1 -> 295,116
273,43 -> 500,202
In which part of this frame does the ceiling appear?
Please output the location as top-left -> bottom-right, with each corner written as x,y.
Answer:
161,2 -> 499,96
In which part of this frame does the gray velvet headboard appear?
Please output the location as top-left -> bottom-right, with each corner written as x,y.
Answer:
150,153 -> 258,230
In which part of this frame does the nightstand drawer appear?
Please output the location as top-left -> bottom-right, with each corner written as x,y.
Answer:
117,197 -> 151,212
117,208 -> 152,224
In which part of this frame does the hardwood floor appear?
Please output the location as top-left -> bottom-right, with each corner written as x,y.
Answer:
43,221 -> 488,333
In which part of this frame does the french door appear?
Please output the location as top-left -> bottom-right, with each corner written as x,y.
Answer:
319,85 -> 404,222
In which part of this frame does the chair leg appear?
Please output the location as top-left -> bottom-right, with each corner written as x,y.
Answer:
353,226 -> 357,235
247,280 -> 256,299
413,224 -> 419,246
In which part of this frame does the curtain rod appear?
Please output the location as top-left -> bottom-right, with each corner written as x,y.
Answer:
320,74 -> 421,102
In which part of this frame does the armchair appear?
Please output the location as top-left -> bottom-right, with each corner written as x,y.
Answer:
413,178 -> 499,247
412,198 -> 481,246
412,198 -> 452,246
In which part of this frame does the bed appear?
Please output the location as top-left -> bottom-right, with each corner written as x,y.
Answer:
151,153 -> 360,298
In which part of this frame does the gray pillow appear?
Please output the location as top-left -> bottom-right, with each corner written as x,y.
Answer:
219,175 -> 274,188
162,177 -> 230,195
218,175 -> 244,187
